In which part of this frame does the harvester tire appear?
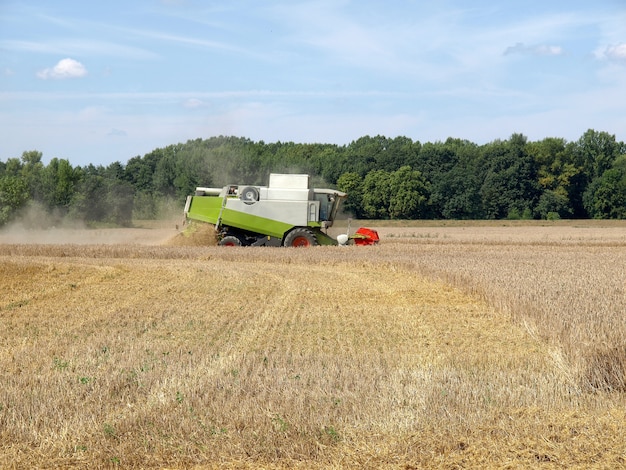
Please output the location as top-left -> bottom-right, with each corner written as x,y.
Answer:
284,228 -> 318,247
240,186 -> 259,204
219,236 -> 242,246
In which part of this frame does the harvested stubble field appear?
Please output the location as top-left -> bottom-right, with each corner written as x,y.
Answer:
1,220 -> 626,469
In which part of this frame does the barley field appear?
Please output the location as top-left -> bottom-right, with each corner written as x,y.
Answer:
1,220 -> 625,469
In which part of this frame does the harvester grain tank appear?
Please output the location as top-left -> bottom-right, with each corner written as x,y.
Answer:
183,173 -> 378,246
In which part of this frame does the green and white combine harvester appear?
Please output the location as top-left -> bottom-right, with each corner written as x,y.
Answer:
183,173 -> 379,247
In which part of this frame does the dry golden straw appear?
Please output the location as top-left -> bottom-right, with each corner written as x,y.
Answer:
1,221 -> 625,468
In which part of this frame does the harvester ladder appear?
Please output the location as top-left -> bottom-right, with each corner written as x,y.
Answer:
215,193 -> 229,229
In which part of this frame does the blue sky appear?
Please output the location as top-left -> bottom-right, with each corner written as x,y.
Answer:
1,0 -> 625,167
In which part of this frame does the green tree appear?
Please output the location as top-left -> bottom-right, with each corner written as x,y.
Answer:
106,180 -> 134,226
69,172 -> 106,223
535,188 -> 572,219
574,129 -> 622,182
20,150 -> 45,201
152,147 -> 178,197
343,135 -> 418,176
317,146 -> 346,184
432,165 -> 482,219
528,138 -> 578,218
361,169 -> 392,219
0,175 -> 29,225
40,158 -> 80,211
355,166 -> 430,219
416,139 -> 459,181
172,143 -> 215,198
378,136 -> 420,172
125,154 -> 157,192
571,129 -> 624,216
583,156 -> 626,219
426,139 -> 481,219
480,134 -> 539,219
337,172 -> 364,218
2,157 -> 23,177
387,166 -> 430,219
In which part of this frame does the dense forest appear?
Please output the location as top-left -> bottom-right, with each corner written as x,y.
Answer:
1,129 -> 625,228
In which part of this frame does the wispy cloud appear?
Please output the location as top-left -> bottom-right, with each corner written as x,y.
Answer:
0,39 -> 158,60
120,27 -> 257,58
107,128 -> 127,137
37,58 -> 88,80
0,90 -> 404,103
1,0 -> 624,166
504,42 -> 564,56
0,39 -> 62,54
267,2 -> 459,82
270,2 -> 580,86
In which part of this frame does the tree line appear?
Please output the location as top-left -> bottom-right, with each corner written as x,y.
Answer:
1,129 -> 625,228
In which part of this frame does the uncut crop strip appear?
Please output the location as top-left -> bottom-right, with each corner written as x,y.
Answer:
365,241 -> 626,392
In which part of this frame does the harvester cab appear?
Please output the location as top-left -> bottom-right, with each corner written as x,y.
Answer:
183,173 -> 379,247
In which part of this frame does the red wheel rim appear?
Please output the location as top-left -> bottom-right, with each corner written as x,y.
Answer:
291,236 -> 311,247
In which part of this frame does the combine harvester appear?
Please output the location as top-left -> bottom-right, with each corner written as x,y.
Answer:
183,173 -> 379,247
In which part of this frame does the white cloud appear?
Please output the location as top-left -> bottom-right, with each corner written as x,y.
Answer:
37,58 -> 88,80
603,43 -> 626,63
183,98 -> 205,109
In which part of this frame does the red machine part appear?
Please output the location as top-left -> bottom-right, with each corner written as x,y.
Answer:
352,227 -> 380,245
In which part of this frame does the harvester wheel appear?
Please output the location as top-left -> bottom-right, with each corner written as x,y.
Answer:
284,228 -> 318,247
219,236 -> 242,247
240,186 -> 259,204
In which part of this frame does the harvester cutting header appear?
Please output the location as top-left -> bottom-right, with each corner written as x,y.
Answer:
183,173 -> 378,247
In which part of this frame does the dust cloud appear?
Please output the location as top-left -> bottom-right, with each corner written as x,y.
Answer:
0,222 -> 182,246
0,208 -> 180,247
0,224 -> 185,245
